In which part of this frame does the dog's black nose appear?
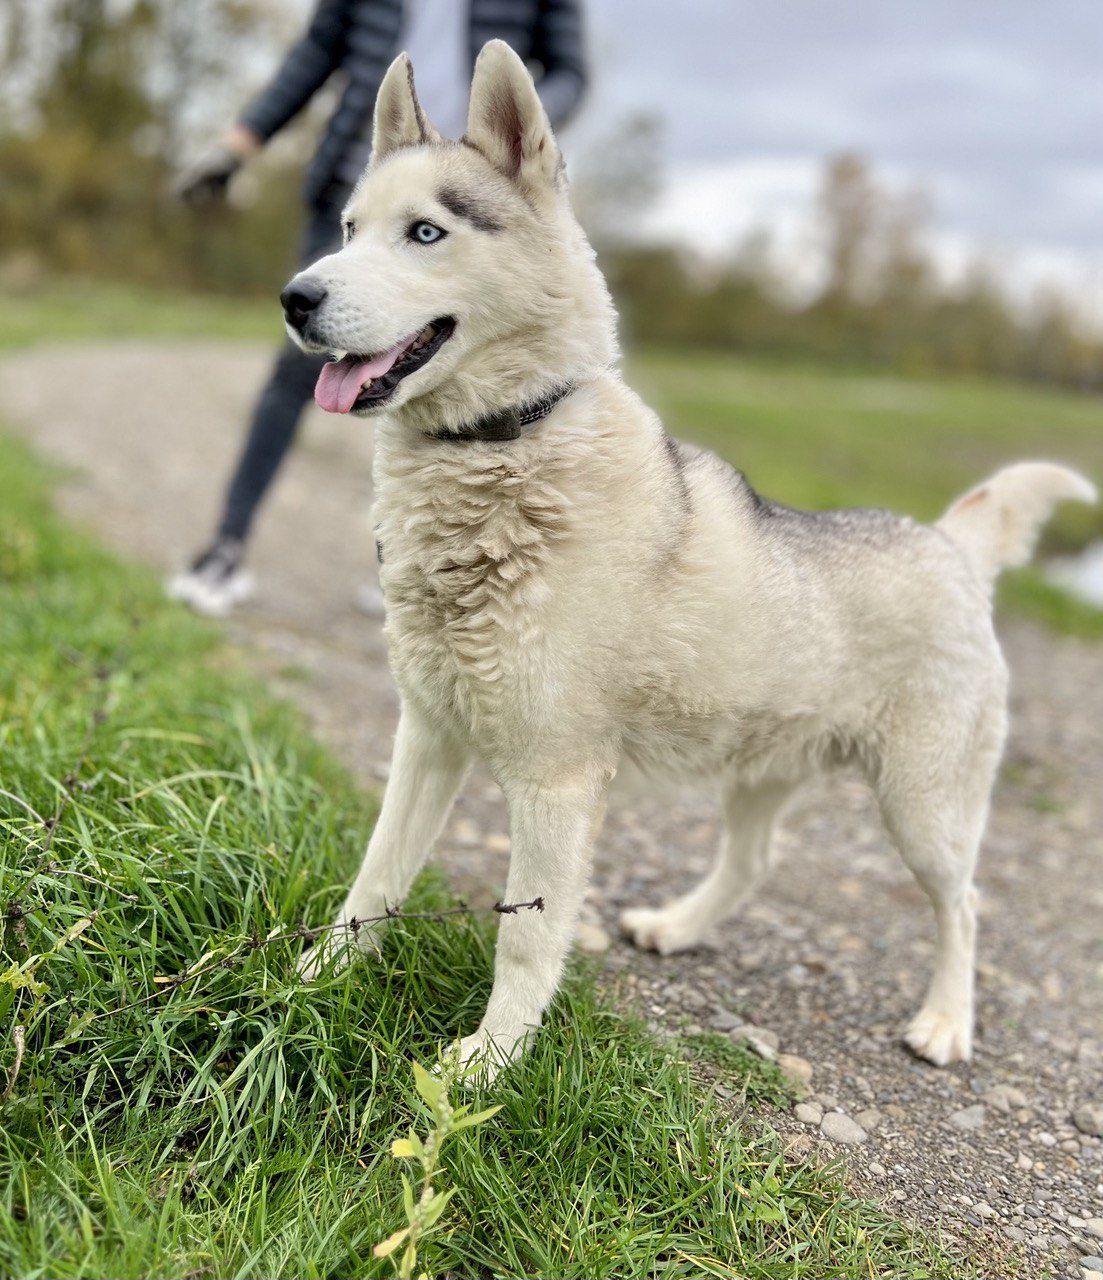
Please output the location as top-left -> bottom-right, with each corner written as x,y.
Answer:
280,278 -> 327,329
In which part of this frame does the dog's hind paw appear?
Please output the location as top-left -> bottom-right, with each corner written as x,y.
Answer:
619,906 -> 703,956
904,1007 -> 972,1066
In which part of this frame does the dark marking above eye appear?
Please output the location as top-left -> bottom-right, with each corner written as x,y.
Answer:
437,185 -> 504,234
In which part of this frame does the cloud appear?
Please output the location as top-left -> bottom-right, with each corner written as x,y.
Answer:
637,155 -> 820,261
575,0 -> 1103,254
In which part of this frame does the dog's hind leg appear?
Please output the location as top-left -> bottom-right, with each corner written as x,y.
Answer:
875,698 -> 1005,1066
298,703 -> 469,978
619,778 -> 794,955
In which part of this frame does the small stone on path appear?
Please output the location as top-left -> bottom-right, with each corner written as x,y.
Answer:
949,1104 -> 986,1132
984,1083 -> 1027,1113
709,1011 -> 741,1032
744,1028 -> 779,1060
451,818 -> 480,846
794,1102 -> 823,1125
1072,1104 -> 1103,1137
777,1053 -> 814,1086
820,1112 -> 867,1145
855,1107 -> 882,1133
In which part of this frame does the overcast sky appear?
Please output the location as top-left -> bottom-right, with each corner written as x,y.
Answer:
571,0 -> 1103,305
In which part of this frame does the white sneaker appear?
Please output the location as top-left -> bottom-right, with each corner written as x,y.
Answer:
354,582 -> 386,618
167,538 -> 253,617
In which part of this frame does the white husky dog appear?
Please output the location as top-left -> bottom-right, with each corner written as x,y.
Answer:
284,41 -> 1095,1075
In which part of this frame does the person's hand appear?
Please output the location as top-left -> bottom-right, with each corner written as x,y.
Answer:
175,126 -> 261,208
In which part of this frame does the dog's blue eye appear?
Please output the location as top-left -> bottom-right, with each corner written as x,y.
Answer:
409,220 -> 446,245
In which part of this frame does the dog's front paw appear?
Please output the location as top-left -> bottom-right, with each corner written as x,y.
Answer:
904,1006 -> 972,1066
619,905 -> 703,956
452,1025 -> 533,1084
297,913 -> 381,981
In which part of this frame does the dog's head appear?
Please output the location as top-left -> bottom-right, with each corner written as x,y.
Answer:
282,41 -> 616,427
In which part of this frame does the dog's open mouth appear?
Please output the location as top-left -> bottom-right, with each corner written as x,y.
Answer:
314,317 -> 455,414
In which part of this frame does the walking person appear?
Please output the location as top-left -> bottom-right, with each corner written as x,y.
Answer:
171,0 -> 588,616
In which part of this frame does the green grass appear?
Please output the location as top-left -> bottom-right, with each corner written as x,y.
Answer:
681,1033 -> 795,1108
0,432 -> 980,1277
0,279 -> 279,350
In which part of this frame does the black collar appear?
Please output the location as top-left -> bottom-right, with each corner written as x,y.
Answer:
428,382 -> 575,443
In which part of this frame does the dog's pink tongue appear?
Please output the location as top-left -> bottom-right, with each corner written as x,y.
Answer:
314,335 -> 415,413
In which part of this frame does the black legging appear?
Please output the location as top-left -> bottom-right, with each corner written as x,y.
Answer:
217,186 -> 350,542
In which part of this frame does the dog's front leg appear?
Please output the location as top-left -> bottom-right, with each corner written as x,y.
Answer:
457,765 -> 610,1077
298,704 -> 469,978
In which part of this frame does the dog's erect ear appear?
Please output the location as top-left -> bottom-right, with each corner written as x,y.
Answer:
372,53 -> 441,162
464,40 -> 561,192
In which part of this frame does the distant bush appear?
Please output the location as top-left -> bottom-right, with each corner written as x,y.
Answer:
604,156 -> 1103,391
0,128 -> 304,295
0,0 -> 304,295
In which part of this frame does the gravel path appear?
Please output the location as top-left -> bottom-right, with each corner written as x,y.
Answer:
3,343 -> 1101,1278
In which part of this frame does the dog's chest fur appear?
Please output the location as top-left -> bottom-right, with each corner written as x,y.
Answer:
373,434 -> 573,738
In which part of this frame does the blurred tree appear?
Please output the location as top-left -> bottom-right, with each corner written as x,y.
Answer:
572,112 -> 663,252
1023,286 -> 1097,389
867,185 -> 937,370
0,0 -> 303,292
601,150 -> 1102,388
818,152 -> 879,308
146,0 -> 296,164
1,0 -> 290,152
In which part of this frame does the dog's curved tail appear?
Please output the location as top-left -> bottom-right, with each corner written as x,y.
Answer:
938,461 -> 1097,586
